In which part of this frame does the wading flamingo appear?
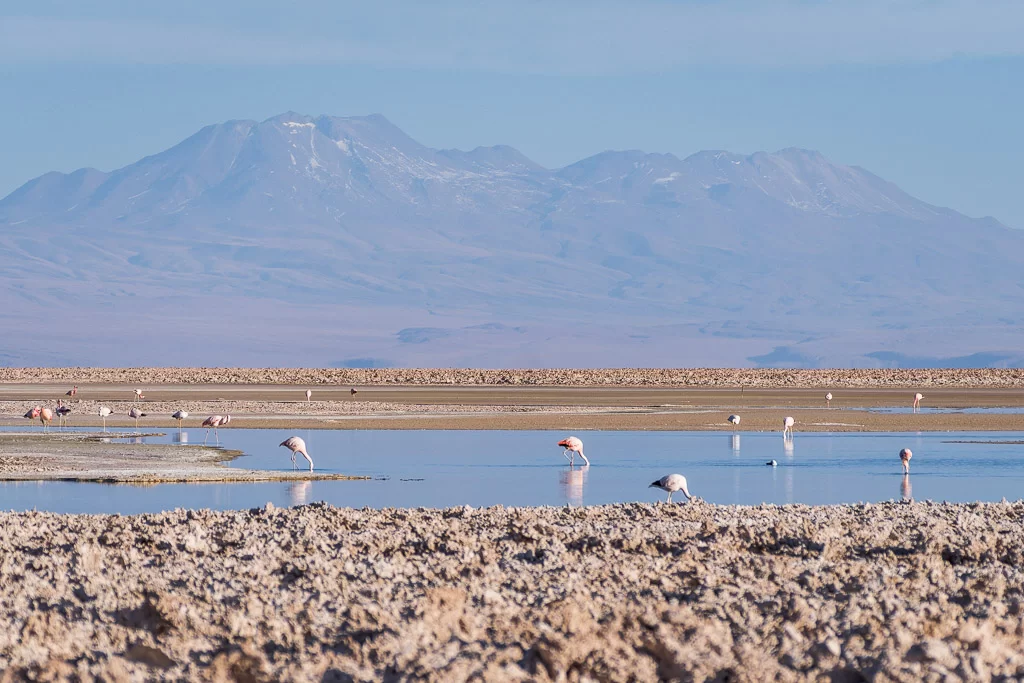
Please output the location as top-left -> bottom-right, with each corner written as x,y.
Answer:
900,448 -> 913,474
172,410 -> 188,429
913,393 -> 923,412
557,436 -> 589,465
280,436 -> 314,471
783,416 -> 795,438
98,406 -> 112,432
39,407 -> 54,432
727,414 -> 741,426
129,406 -> 146,429
55,400 -> 72,428
649,474 -> 692,503
202,415 -> 231,444
825,392 -> 833,409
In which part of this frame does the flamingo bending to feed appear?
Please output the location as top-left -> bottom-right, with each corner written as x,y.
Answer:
649,474 -> 692,503
129,407 -> 146,429
98,406 -> 112,431
783,416 -> 795,438
133,389 -> 145,402
900,448 -> 913,474
557,436 -> 589,465
727,414 -> 741,426
172,410 -> 188,429
202,415 -> 231,444
280,436 -> 314,471
913,393 -> 923,412
305,389 -> 312,402
825,392 -> 833,408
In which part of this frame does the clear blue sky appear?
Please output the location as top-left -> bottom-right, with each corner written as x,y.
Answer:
2,0 -> 1022,227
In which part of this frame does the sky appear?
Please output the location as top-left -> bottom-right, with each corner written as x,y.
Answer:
1,0 -> 1022,227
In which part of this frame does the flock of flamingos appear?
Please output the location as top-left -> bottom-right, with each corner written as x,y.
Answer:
21,386 -> 929,491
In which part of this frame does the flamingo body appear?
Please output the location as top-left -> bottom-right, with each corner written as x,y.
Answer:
727,414 -> 741,425
39,408 -> 54,431
900,448 -> 913,474
280,436 -> 314,471
305,389 -> 312,402
825,392 -> 833,408
649,473 -> 692,503
24,406 -> 42,420
783,416 -> 795,437
913,393 -> 924,411
557,436 -> 589,465
97,406 -> 112,432
128,407 -> 146,429
202,415 -> 231,444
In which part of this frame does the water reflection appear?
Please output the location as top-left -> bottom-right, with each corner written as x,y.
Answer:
730,434 -> 741,454
288,481 -> 312,506
901,475 -> 913,502
560,465 -> 588,506
173,431 -> 189,444
783,438 -> 794,457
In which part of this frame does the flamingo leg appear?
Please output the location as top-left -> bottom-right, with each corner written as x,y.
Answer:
667,491 -> 673,503
291,452 -> 297,468
578,452 -> 590,466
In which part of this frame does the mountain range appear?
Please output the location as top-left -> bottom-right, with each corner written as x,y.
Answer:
1,112 -> 1020,368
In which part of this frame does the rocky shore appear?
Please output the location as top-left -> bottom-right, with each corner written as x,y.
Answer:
2,501 -> 1023,681
4,367 -> 1024,387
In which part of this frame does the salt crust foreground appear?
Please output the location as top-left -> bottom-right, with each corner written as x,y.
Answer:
2,502 -> 1023,681
3,367 -> 1024,387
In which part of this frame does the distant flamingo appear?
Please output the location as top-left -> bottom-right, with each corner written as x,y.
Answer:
202,415 -> 231,444
727,414 -> 741,426
65,385 -> 78,398
305,389 -> 312,402
825,392 -> 833,409
129,406 -> 146,429
55,400 -> 72,428
172,410 -> 188,429
350,388 -> 358,395
98,406 -> 112,432
133,389 -> 145,402
280,436 -> 314,471
900,448 -> 913,474
39,407 -> 54,432
557,436 -> 589,465
24,406 -> 42,421
649,474 -> 692,503
913,393 -> 923,412
783,416 -> 795,438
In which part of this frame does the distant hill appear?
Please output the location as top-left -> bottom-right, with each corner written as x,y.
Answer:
1,112 -> 1020,368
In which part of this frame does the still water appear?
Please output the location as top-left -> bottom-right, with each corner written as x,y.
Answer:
1,429 -> 1023,513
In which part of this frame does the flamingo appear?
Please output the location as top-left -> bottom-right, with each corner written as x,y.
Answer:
133,389 -> 145,402
825,392 -> 833,409
727,414 -> 741,426
783,416 -> 795,438
350,388 -> 358,395
766,460 -> 778,467
305,389 -> 312,402
913,393 -> 923,412
39,407 -> 54,432
65,385 -> 78,398
172,410 -> 188,429
649,474 -> 692,503
280,436 -> 314,471
557,436 -> 589,465
202,415 -> 231,444
129,406 -> 146,429
24,406 -> 42,421
98,406 -> 112,432
55,400 -> 72,428
900,448 -> 913,474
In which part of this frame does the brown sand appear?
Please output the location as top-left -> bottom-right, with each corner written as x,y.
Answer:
1,502 -> 1022,681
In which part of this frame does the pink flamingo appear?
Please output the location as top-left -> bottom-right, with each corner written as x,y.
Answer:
39,407 -> 54,432
913,393 -> 923,412
900,448 -> 913,474
24,406 -> 42,421
133,389 -> 145,402
783,416 -> 795,438
280,436 -> 314,471
557,436 -> 589,465
649,474 -> 692,503
202,415 -> 231,444
65,385 -> 77,398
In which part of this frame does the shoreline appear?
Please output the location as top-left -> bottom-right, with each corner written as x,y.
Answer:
1,501 -> 1021,680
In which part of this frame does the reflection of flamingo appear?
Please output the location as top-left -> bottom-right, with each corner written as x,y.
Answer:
782,416 -> 795,438
913,393 -> 923,412
727,414 -> 741,426
649,474 -> 692,503
129,406 -> 146,429
901,474 -> 913,501
288,481 -> 312,506
202,415 -> 230,444
557,436 -> 589,465
559,465 -> 588,506
783,438 -> 794,456
280,436 -> 314,470
98,406 -> 112,432
825,392 -> 833,408
305,389 -> 312,402
899,448 -> 913,474
730,434 -> 741,453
